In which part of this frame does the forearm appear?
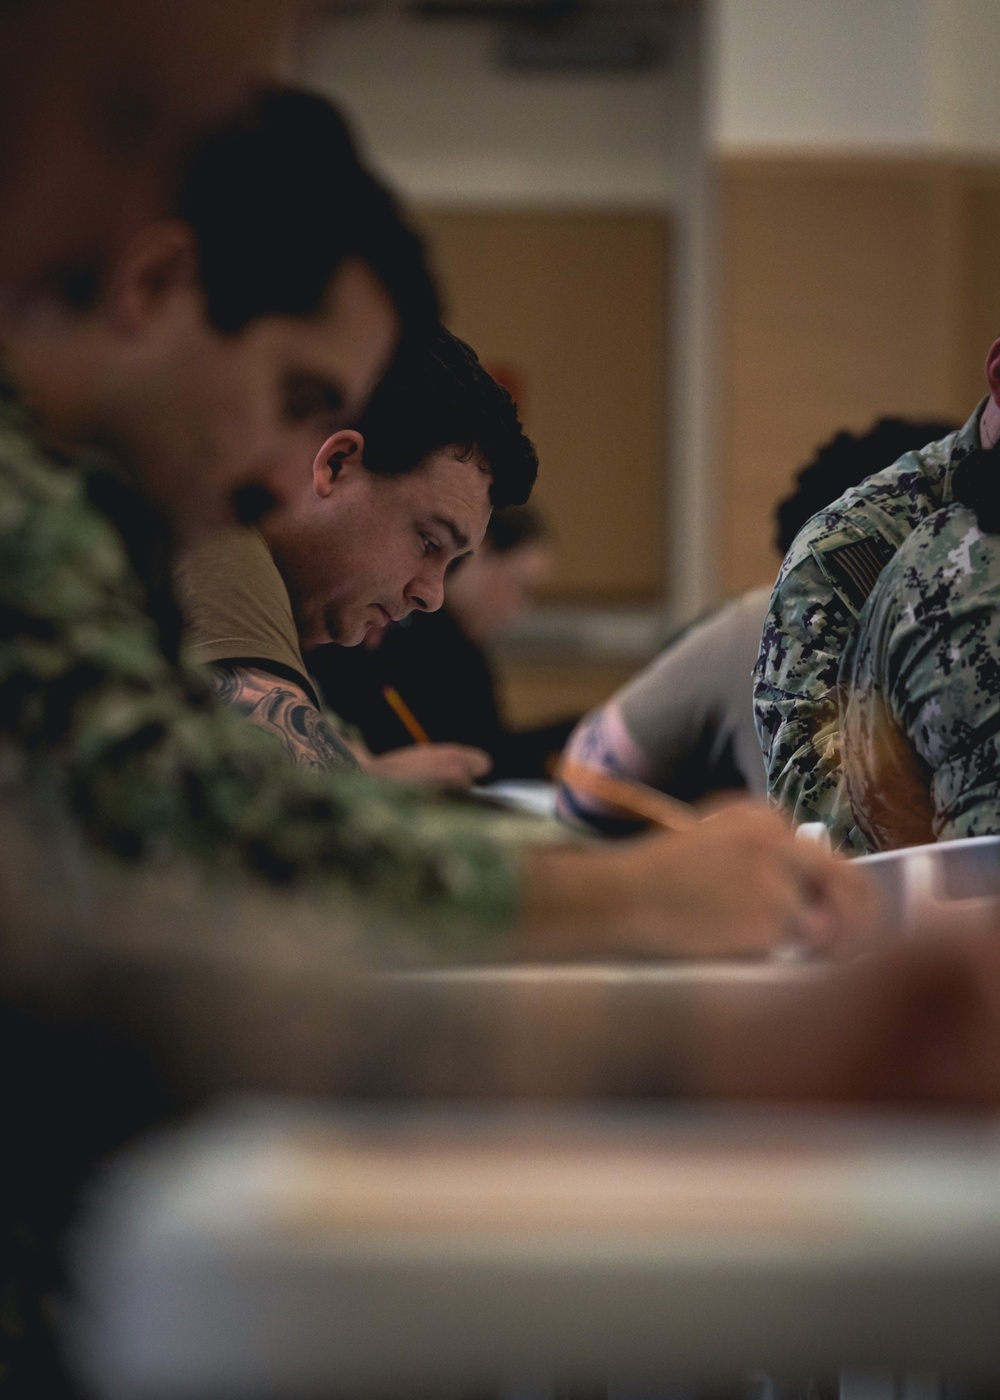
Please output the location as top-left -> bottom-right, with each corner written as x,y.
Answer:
556,703 -> 653,836
0,801 -> 680,1103
14,791 -> 999,1110
60,667 -> 521,942
514,842 -> 631,958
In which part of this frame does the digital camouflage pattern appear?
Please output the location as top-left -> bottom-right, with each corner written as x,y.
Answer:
0,370 -> 521,938
753,404 -> 984,850
0,366 -> 526,1394
840,499 -> 1000,849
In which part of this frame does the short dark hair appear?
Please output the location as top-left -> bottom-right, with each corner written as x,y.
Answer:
352,325 -> 539,509
175,86 -> 439,336
775,416 -> 959,556
485,504 -> 547,553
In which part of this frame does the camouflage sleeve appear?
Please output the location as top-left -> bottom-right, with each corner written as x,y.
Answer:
753,551 -> 855,829
0,438 -> 519,947
849,508 -> 1000,842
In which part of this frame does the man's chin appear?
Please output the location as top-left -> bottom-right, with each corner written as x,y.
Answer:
320,612 -> 386,648
330,619 -> 369,648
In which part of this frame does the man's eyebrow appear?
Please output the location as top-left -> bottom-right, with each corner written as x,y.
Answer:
432,515 -> 470,551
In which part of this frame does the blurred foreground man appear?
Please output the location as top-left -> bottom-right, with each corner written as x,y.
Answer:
0,85 -> 866,961
0,37 -> 961,1399
0,83 -> 432,1390
0,0 -> 302,291
0,77 -> 872,1396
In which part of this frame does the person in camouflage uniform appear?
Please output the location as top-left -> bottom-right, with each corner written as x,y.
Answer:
755,357 -> 1000,850
840,438 -> 1000,850
0,88 -> 529,947
1,85 -> 862,956
0,79 -> 878,1400
0,369 -> 531,938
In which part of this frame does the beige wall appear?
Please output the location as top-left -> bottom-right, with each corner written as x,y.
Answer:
710,2 -> 1000,601
296,3 -> 1000,620
712,0 -> 935,151
712,0 -> 1000,156
296,7 -> 699,207
416,208 -> 670,605
295,3 -> 711,624
716,153 -> 1000,597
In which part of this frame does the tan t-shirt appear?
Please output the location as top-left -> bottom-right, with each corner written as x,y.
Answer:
174,524 -> 309,684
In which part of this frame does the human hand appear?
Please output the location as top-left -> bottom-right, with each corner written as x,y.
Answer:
627,802 -> 879,958
696,918 -> 1000,1105
367,743 -> 493,789
521,802 -> 880,960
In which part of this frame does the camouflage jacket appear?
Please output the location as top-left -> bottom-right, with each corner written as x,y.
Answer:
0,371 -> 520,940
753,404 -> 983,850
840,496 -> 1000,849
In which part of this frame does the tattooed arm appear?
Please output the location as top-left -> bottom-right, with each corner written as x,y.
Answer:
213,664 -> 491,784
212,663 -> 359,771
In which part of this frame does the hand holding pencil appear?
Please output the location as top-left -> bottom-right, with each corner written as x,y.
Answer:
382,685 -> 431,745
376,686 -> 491,788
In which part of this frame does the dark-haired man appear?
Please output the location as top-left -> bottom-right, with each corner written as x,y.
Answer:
176,325 -> 536,783
310,504 -> 577,781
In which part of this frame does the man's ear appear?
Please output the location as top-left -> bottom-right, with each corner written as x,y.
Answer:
103,220 -> 199,335
313,430 -> 365,497
986,339 -> 1000,407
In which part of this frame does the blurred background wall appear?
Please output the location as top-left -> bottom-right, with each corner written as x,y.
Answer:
713,0 -> 1000,594
294,0 -> 1000,723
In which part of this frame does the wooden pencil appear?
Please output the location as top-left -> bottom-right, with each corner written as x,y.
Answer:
557,756 -> 698,834
382,685 -> 431,745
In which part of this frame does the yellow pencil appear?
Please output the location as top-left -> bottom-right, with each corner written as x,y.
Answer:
382,685 -> 430,745
557,756 -> 698,834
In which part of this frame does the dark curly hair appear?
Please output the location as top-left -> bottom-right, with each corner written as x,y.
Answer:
175,86 -> 439,337
351,325 -> 539,510
775,416 -> 959,557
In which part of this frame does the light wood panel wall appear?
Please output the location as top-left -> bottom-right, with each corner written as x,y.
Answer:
495,656 -> 639,728
414,208 -> 670,604
718,155 -> 1000,598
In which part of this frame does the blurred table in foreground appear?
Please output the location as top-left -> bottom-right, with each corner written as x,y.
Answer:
73,1102 -> 1000,1398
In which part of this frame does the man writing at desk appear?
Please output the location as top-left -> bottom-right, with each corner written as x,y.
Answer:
175,324 -> 527,789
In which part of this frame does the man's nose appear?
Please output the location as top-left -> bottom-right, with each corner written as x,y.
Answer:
407,566 -> 447,614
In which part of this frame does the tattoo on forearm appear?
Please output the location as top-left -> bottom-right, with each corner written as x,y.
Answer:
213,665 -> 358,771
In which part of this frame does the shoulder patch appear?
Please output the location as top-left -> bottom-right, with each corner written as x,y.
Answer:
818,534 -> 896,614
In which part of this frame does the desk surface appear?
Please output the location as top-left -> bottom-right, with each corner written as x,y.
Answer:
389,958 -> 818,984
74,1102 -> 1000,1397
